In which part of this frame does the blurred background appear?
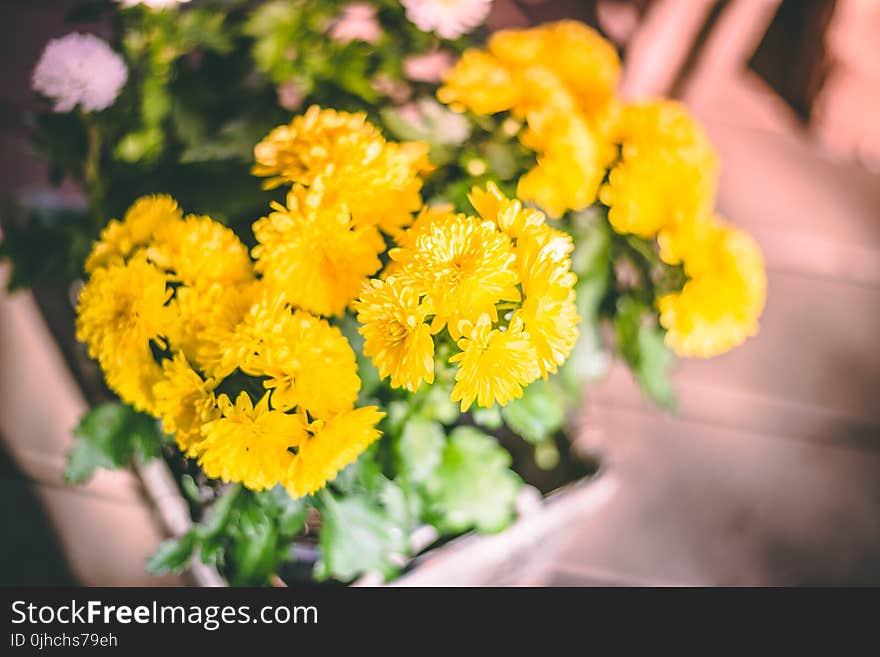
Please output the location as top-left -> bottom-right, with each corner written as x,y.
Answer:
1,0 -> 879,585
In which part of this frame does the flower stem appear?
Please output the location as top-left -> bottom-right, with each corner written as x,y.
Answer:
82,112 -> 104,233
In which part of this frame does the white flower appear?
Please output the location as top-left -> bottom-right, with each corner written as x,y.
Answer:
116,0 -> 191,9
32,33 -> 128,113
329,3 -> 383,44
400,0 -> 493,39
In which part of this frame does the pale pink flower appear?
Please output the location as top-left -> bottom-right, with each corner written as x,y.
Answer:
372,75 -> 412,104
400,0 -> 493,40
403,50 -> 454,83
329,3 -> 383,45
117,0 -> 190,8
277,81 -> 306,111
32,33 -> 128,113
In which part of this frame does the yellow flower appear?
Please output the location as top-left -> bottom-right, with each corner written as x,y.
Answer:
517,113 -> 606,218
253,106 -> 430,234
197,392 -> 308,491
518,296 -> 579,378
252,190 -> 384,317
450,314 -> 540,410
153,353 -> 218,455
148,214 -> 253,288
658,219 -> 766,357
468,182 -> 545,239
437,50 -> 521,115
85,195 -> 182,273
389,212 -> 520,335
203,290 -> 291,379
103,348 -> 164,415
355,277 -> 435,392
260,309 -> 361,419
75,254 -> 173,367
600,101 -> 718,238
172,282 -> 256,378
516,230 -> 580,377
284,406 -> 385,499
489,20 -> 620,115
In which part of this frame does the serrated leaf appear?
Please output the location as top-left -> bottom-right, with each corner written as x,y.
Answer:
501,379 -> 565,444
396,417 -> 445,483
146,530 -> 198,575
230,514 -> 278,586
200,484 -> 242,540
315,492 -> 405,582
424,426 -> 521,534
65,403 -> 161,484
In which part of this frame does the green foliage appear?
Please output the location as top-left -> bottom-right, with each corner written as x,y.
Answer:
614,296 -> 677,409
146,485 -> 308,585
501,379 -> 565,445
0,200 -> 95,292
65,403 -> 162,484
423,426 -> 521,534
315,490 -> 407,582
396,417 -> 445,483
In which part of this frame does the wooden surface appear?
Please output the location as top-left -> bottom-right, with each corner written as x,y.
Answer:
535,0 -> 880,586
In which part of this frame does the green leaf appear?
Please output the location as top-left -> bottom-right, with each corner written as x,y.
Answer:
396,417 -> 445,483
65,403 -> 161,484
315,492 -> 405,582
501,379 -> 565,444
472,405 -> 503,429
424,426 -> 521,534
200,484 -> 242,540
421,384 -> 460,425
146,530 -> 198,575
230,513 -> 278,586
614,297 -> 677,409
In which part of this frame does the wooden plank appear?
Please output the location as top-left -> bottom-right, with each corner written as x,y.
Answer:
560,406 -> 880,585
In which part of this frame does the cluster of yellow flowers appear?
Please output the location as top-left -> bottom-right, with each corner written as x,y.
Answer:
77,105 -> 579,497
76,195 -> 383,498
251,106 -> 431,317
438,21 -> 766,357
355,182 -> 580,410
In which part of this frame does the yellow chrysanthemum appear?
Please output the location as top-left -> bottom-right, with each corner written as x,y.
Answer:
437,50 -> 522,115
172,281 -> 256,378
517,113 -> 606,218
197,392 -> 308,491
85,195 -> 182,273
75,254 -> 173,365
355,277 -> 435,392
450,314 -> 540,410
259,309 -> 360,419
202,291 -> 293,379
75,254 -> 174,412
468,182 -> 545,239
600,101 -> 718,238
517,233 -> 580,377
658,219 -> 766,358
253,105 -> 430,234
152,353 -> 218,455
390,212 -> 520,335
252,190 -> 384,317
489,20 -> 620,116
284,406 -> 385,499
148,214 -> 253,288
103,348 -> 164,415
